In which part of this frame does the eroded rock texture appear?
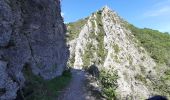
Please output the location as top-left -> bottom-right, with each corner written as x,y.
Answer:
67,6 -> 158,99
0,0 -> 69,99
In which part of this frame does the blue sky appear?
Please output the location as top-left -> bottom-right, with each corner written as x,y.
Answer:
61,0 -> 170,33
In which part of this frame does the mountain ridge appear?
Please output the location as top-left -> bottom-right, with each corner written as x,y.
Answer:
66,6 -> 170,99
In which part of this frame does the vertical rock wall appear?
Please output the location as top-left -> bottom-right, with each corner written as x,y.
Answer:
0,0 -> 69,99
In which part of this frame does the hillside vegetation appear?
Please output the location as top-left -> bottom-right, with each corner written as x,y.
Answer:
127,24 -> 170,66
126,24 -> 170,96
66,18 -> 88,41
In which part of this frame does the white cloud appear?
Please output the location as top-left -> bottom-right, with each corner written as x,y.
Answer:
144,6 -> 170,17
144,0 -> 170,17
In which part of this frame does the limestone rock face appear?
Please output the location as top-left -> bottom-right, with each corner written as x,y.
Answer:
67,6 -> 157,99
0,0 -> 69,99
102,7 -> 156,99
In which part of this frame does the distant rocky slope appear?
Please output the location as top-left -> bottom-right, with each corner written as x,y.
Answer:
67,6 -> 170,99
0,0 -> 68,99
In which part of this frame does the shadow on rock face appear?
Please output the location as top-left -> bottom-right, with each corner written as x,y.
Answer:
147,95 -> 168,100
87,64 -> 100,78
0,88 -> 6,96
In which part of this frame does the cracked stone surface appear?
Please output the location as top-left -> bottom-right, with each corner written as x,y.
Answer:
0,0 -> 69,99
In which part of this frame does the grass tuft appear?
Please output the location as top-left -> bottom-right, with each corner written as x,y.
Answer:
21,66 -> 71,100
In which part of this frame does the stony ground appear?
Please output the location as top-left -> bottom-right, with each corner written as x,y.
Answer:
57,69 -> 96,100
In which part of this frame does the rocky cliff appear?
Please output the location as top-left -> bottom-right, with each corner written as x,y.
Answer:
0,0 -> 68,99
67,6 -> 169,99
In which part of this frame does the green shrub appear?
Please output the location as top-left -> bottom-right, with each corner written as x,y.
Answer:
152,73 -> 170,97
113,44 -> 120,54
114,55 -> 120,63
82,43 -> 94,68
99,69 -> 118,100
163,69 -> 170,80
68,57 -> 75,67
135,74 -> 147,83
127,55 -> 133,65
